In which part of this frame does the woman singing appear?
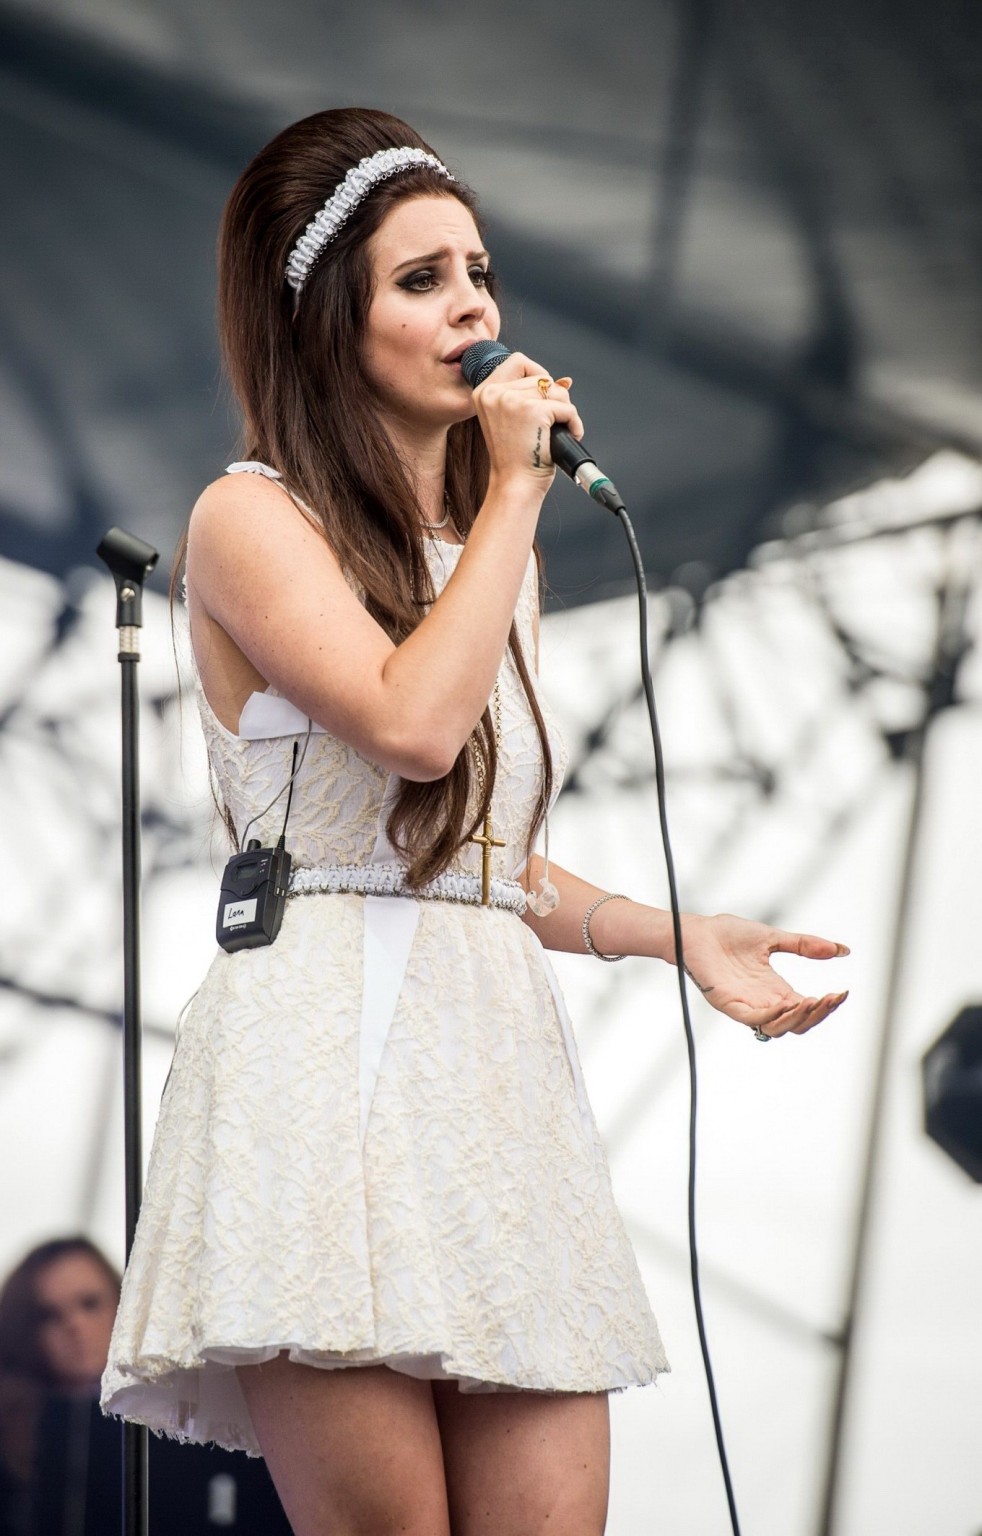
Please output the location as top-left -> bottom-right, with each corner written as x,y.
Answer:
102,107 -> 848,1536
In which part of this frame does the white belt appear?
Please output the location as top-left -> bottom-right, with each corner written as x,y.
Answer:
288,861 -> 527,915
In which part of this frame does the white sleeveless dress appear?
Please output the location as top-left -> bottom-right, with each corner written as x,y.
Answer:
101,464 -> 668,1455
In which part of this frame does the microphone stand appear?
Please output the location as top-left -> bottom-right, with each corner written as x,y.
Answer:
97,528 -> 159,1536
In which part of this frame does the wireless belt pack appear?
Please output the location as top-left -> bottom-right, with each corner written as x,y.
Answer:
215,731 -> 308,954
216,840 -> 292,952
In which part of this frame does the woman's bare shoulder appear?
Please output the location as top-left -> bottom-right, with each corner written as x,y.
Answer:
190,468 -> 312,526
187,471 -> 340,584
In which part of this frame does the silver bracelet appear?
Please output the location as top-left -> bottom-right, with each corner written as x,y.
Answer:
582,893 -> 629,962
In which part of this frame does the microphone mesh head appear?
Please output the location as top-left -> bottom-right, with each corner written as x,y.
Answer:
459,340 -> 511,387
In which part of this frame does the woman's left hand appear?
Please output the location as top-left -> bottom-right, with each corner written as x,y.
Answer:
679,913 -> 849,1038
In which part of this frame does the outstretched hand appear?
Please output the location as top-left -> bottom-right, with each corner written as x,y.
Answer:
679,913 -> 849,1038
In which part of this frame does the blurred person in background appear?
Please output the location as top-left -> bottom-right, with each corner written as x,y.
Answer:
0,1236 -> 290,1534
0,1236 -> 119,1535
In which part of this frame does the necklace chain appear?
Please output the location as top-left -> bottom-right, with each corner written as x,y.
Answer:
472,681 -> 503,793
469,679 -> 504,904
422,492 -> 454,535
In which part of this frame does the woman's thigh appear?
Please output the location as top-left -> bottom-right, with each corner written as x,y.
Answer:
432,1382 -> 610,1536
237,1356 -> 451,1536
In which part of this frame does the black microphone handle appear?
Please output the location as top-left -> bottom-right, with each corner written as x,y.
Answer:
549,424 -> 596,480
460,340 -> 624,512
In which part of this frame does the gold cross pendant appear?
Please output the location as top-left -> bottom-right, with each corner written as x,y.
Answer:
470,814 -> 506,905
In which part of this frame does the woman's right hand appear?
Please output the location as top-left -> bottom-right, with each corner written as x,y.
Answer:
471,352 -> 585,497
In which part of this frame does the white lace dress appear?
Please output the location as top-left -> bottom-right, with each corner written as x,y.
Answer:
101,465 -> 668,1454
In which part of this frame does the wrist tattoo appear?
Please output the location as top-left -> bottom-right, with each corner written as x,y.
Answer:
684,963 -> 715,997
533,427 -> 543,470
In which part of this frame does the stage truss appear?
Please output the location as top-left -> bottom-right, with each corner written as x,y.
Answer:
0,450 -> 980,1534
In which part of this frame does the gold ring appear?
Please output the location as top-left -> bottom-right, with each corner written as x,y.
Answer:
537,377 -> 552,399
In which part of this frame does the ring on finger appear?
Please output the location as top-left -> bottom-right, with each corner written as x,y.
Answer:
536,377 -> 552,399
753,1026 -> 772,1043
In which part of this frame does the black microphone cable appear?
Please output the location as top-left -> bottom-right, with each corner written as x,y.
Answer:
460,339 -> 744,1533
613,501 -> 743,1536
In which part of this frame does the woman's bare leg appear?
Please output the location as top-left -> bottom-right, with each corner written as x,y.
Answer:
432,1382 -> 610,1536
237,1357 -> 451,1536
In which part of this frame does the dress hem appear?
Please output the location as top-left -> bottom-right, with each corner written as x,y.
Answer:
103,1345 -> 669,1456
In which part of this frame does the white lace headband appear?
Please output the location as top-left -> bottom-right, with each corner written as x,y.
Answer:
284,146 -> 454,295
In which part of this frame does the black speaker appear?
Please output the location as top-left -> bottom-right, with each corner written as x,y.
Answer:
922,1005 -> 982,1182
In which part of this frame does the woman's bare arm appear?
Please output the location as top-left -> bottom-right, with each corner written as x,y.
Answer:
520,855 -> 850,1038
187,357 -> 581,783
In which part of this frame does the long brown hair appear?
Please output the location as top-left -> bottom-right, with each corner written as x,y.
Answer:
177,107 -> 551,886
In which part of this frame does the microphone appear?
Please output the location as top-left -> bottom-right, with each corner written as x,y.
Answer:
460,341 -> 625,512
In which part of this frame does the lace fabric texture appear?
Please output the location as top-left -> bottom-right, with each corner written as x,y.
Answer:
101,467 -> 668,1454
